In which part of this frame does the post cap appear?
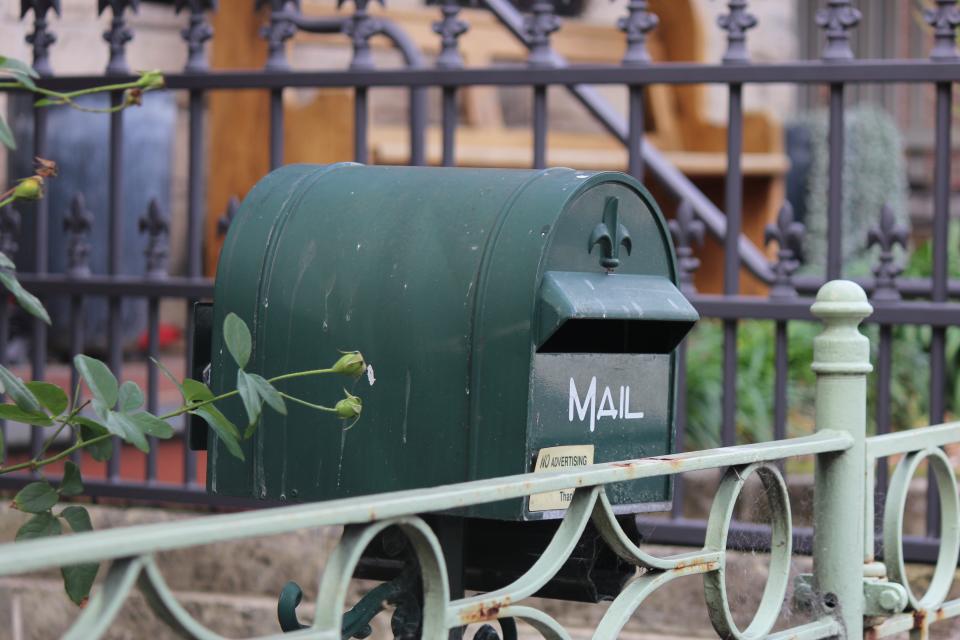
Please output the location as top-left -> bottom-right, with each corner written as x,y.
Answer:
811,280 -> 873,375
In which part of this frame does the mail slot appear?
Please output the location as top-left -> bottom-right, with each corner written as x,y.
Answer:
203,164 -> 697,521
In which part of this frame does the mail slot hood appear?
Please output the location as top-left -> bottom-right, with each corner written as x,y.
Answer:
537,271 -> 699,353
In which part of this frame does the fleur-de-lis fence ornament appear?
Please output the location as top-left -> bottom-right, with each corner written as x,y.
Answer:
432,0 -> 468,69
717,0 -> 756,64
616,0 -> 658,65
589,196 -> 632,271
217,196 -> 240,237
763,202 -> 805,300
668,200 -> 704,294
0,206 -> 22,260
257,0 -> 299,70
339,0 -> 384,71
63,194 -> 93,278
99,0 -> 139,75
925,0 -> 960,60
866,203 -> 908,302
20,1 -> 61,77
176,0 -> 216,72
816,0 -> 861,62
139,198 -> 169,278
525,0 -> 560,67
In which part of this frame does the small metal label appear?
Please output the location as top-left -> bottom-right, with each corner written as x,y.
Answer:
528,444 -> 595,512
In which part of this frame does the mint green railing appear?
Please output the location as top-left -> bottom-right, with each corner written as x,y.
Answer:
0,280 -> 957,639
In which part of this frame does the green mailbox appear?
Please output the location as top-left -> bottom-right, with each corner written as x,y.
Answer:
203,163 -> 697,521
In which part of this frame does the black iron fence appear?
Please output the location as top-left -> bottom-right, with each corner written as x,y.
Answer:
1,0 -> 958,564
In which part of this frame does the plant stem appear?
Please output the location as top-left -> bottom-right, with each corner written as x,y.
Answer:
279,392 -> 337,413
0,366 -> 345,475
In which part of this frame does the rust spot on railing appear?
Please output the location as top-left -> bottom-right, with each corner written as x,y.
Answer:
459,597 -> 512,624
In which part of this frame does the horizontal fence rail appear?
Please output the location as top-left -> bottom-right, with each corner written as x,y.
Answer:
0,0 -> 957,590
0,281 -> 956,638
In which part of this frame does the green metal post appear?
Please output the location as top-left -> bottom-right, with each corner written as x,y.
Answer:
811,280 -> 873,637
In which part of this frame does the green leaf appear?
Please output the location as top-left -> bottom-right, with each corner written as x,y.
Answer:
15,512 -> 61,541
182,378 -> 213,403
129,412 -> 174,439
33,97 -> 62,108
62,562 -> 99,606
191,405 -> 244,461
105,411 -> 149,453
249,373 -> 286,415
0,115 -> 14,150
236,370 -> 262,430
0,404 -> 53,427
13,481 -> 58,513
59,461 -> 83,497
0,365 -> 44,414
25,381 -> 68,416
0,270 -> 50,324
223,313 -> 252,370
60,505 -> 93,533
0,252 -> 14,270
76,417 -> 113,462
118,380 -> 144,413
0,428 -> 4,464
0,56 -> 39,79
74,355 -> 118,408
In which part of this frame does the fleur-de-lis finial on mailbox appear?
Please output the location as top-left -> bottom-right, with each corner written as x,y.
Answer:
589,197 -> 632,270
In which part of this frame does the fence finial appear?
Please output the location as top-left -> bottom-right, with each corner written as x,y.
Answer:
258,0 -> 299,71
866,203 -> 908,302
432,0 -> 468,69
0,205 -> 21,260
816,0 -> 861,62
764,202 -> 804,299
617,0 -> 658,65
64,193 -> 93,278
525,0 -> 560,67
339,0 -> 384,70
139,199 -> 169,279
718,0 -> 756,64
176,0 -> 216,73
925,0 -> 960,60
668,200 -> 704,295
20,1 -> 61,77
99,0 -> 139,75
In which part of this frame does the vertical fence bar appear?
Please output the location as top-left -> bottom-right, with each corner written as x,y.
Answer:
344,0 -> 378,165
867,202 -> 908,539
64,193 -> 93,466
141,199 -> 168,484
626,86 -> 644,180
29,109 -> 48,465
181,0 -> 215,486
525,0 -> 558,171
106,93 -> 124,481
441,88 -> 456,167
532,85 -> 547,170
270,90 -> 284,170
101,0 -> 137,481
826,84 -> 844,281
619,1 -> 656,182
811,280 -> 871,637
263,0 -> 295,169
716,2 -> 754,448
721,82 -> 742,447
435,0 -> 466,168
926,80 -> 952,537
668,201 -> 702,520
765,203 -> 803,469
0,206 -> 17,465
